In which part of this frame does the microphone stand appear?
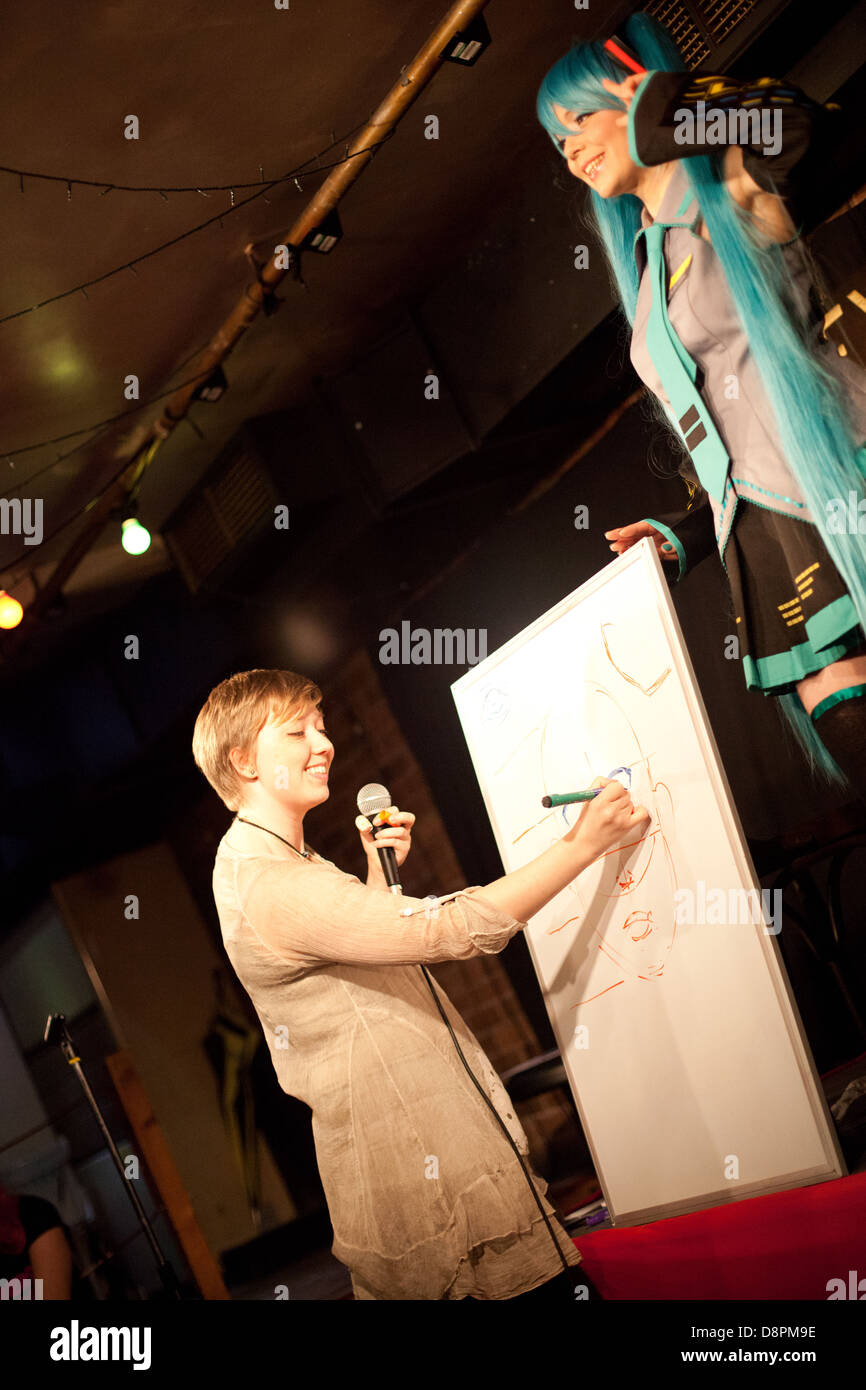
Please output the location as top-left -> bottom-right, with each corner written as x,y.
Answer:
44,1013 -> 183,1300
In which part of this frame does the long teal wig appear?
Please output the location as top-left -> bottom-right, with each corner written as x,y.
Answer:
537,11 -> 866,790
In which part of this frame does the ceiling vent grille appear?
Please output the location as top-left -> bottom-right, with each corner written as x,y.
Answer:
163,440 -> 277,593
644,0 -> 711,66
700,0 -> 762,46
643,0 -> 766,69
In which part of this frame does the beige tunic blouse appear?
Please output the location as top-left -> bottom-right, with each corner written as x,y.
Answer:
211,817 -> 583,1300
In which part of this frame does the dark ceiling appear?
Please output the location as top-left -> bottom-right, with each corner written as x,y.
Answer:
3,0 -> 865,633
7,0 -> 862,644
0,0 -> 640,615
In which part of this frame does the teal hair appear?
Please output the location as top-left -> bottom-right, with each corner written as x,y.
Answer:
537,12 -> 866,791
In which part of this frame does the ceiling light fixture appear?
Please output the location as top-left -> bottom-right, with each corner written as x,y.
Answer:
441,15 -> 491,66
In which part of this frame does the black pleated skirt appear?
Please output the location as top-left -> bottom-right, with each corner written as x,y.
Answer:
720,498 -> 864,694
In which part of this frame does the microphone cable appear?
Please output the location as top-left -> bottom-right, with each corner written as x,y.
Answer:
357,784 -> 577,1281
417,960 -> 575,1279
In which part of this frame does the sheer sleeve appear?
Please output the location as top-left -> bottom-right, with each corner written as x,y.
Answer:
236,854 -> 527,968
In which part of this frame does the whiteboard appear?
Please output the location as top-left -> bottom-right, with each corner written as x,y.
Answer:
451,538 -> 846,1225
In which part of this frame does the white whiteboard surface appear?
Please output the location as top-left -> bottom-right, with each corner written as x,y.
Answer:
451,538 -> 845,1226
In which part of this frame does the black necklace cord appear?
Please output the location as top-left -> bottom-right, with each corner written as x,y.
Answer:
236,817 -> 309,858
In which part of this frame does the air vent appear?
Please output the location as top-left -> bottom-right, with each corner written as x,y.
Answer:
643,0 -> 771,69
644,0 -> 711,67
163,441 -> 278,593
700,0 -> 761,46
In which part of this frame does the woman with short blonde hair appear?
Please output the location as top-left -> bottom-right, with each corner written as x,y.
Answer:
193,667 -> 647,1301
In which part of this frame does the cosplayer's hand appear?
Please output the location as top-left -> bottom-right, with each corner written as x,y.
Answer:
600,73 -> 645,125
565,777 -> 649,864
356,806 -> 416,881
605,521 -> 679,562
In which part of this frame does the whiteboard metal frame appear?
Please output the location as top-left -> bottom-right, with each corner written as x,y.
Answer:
452,538 -> 847,1226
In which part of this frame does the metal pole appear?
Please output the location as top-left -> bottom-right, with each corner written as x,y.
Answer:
45,1013 -> 183,1300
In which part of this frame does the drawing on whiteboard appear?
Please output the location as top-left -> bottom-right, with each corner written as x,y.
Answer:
601,619 -> 672,696
490,618 -> 680,998
543,685 -> 677,995
481,687 -> 510,724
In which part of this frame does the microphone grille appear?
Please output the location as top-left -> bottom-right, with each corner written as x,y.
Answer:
357,782 -> 391,817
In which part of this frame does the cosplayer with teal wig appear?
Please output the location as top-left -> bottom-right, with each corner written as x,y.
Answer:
536,12 -> 866,794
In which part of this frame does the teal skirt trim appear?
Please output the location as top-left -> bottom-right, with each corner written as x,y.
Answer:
742,596 -> 861,693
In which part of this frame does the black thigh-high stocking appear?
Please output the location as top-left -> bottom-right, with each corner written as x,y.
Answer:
811,687 -> 866,798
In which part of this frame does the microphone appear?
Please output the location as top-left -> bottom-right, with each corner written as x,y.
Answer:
357,782 -> 403,894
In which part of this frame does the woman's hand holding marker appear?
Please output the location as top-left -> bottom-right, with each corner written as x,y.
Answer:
468,778 -> 649,924
564,777 -> 649,863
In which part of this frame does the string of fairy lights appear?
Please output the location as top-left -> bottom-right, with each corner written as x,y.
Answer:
0,121 -> 395,327
0,124 -> 399,628
0,14 -> 494,630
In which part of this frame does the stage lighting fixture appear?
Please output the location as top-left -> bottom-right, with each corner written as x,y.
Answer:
193,366 -> 228,403
441,15 -> 491,65
303,210 -> 343,254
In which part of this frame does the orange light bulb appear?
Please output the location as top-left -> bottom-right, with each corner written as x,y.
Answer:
0,590 -> 24,629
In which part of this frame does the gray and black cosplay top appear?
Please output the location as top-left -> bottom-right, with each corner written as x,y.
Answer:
625,71 -> 866,694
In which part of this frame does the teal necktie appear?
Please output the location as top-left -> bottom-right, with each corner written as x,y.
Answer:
638,221 -> 731,512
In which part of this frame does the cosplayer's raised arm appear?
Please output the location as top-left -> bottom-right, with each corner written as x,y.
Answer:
626,70 -> 846,232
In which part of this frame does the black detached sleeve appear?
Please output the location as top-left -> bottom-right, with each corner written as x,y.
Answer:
638,499 -> 717,585
627,70 -> 847,233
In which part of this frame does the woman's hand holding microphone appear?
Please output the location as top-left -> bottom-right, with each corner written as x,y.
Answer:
356,806 -> 416,888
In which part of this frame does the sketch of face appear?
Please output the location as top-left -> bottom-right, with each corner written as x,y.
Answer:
539,681 -> 676,981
